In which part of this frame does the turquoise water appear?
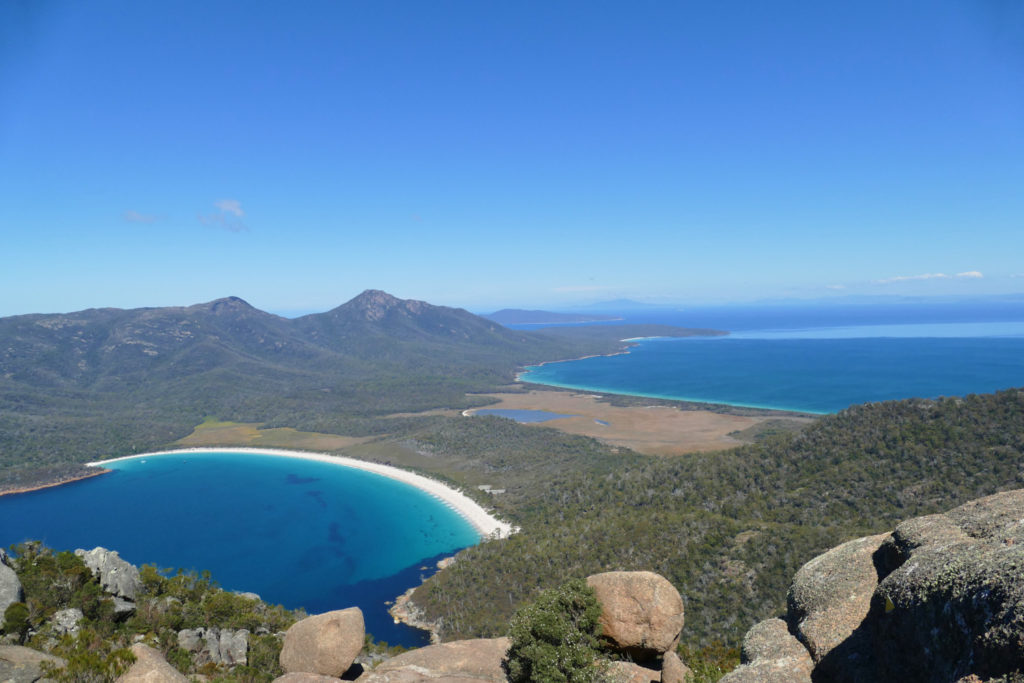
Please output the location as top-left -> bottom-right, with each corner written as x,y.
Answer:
0,451 -> 480,646
473,408 -> 575,422
520,323 -> 1024,414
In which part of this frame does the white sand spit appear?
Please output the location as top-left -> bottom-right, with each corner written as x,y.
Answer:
86,447 -> 515,540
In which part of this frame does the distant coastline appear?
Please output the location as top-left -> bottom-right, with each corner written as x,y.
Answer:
87,447 -> 515,540
0,468 -> 111,498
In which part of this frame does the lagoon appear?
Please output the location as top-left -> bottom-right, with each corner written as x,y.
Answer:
472,408 -> 576,423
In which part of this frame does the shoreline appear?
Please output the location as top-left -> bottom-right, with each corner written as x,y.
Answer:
0,468 -> 112,498
87,447 -> 516,540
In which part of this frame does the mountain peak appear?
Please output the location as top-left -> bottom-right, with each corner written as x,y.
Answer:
340,290 -> 425,321
189,296 -> 257,315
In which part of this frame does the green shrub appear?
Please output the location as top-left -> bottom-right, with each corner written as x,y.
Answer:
2,602 -> 30,642
504,578 -> 605,683
42,628 -> 136,683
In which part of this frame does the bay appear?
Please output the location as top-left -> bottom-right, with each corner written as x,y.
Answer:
0,450 -> 480,646
520,316 -> 1024,414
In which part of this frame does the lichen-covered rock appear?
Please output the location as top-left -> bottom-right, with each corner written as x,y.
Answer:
279,608 -> 364,677
177,627 -> 249,667
0,645 -> 65,683
728,489 -> 1024,682
785,532 -> 887,681
113,597 -> 137,619
0,550 -> 23,618
117,644 -> 188,683
52,608 -> 84,636
871,489 -> 1024,682
359,638 -> 509,682
585,571 -> 685,660
719,618 -> 813,683
74,547 -> 142,600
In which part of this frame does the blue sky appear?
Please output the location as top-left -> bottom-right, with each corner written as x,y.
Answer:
1,1 -> 1022,316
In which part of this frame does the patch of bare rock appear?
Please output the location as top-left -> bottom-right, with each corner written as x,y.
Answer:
118,644 -> 189,683
0,645 -> 65,683
722,489 -> 1024,682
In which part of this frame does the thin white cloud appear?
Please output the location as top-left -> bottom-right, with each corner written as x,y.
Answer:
876,273 -> 952,284
875,271 -> 983,285
123,210 -> 158,224
214,199 -> 244,217
198,199 -> 247,232
826,284 -> 846,290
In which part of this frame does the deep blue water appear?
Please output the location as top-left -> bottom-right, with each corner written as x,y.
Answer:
0,451 -> 480,646
473,408 -> 575,422
518,305 -> 1024,414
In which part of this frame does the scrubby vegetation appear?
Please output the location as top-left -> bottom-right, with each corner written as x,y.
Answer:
504,579 -> 605,683
2,542 -> 299,682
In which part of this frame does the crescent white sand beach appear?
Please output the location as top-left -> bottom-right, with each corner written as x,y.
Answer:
87,447 -> 515,540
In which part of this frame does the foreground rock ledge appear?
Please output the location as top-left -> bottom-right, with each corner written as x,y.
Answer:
280,608 -> 365,677
357,637 -> 510,683
725,488 -> 1024,682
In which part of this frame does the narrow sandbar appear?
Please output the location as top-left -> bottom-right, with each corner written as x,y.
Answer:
87,447 -> 515,540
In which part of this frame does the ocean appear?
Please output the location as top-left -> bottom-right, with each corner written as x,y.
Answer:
516,302 -> 1024,414
0,451 -> 479,646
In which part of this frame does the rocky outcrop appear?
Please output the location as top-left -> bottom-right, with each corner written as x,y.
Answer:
177,627 -> 249,667
660,651 -> 692,683
871,490 -> 1024,682
0,645 -> 64,683
74,547 -> 142,600
273,674 -> 344,683
719,618 -> 813,683
117,644 -> 189,683
604,660 -> 659,683
358,637 -> 510,683
585,571 -> 685,662
0,549 -> 23,618
727,489 -> 1024,682
279,608 -> 364,677
52,608 -> 84,637
785,532 -> 888,681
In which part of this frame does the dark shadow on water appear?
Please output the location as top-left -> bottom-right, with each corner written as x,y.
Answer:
300,548 -> 468,648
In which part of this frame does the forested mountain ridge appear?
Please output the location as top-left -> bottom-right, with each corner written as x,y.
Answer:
0,290 -> 714,486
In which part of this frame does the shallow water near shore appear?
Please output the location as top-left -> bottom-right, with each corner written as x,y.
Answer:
0,451 -> 480,646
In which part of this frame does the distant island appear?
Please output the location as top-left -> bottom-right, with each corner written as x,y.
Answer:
484,309 -> 622,325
